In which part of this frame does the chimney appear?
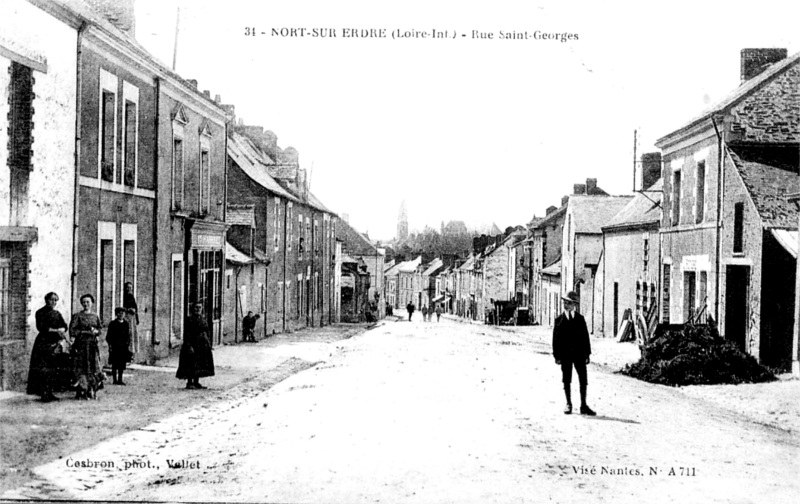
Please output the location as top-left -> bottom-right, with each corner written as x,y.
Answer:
546,205 -> 557,215
741,48 -> 787,81
585,178 -> 598,194
341,213 -> 350,224
214,94 -> 221,104
573,183 -> 586,195
203,90 -> 211,99
84,0 -> 136,36
641,152 -> 662,190
561,195 -> 569,207
187,79 -> 198,90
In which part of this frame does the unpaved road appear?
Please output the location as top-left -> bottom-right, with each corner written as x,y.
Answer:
6,318 -> 799,503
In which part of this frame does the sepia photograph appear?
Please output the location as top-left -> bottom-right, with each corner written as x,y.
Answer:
1,0 -> 799,502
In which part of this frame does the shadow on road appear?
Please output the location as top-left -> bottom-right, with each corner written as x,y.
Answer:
582,415 -> 640,424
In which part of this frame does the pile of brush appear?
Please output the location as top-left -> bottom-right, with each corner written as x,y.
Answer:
620,324 -> 775,386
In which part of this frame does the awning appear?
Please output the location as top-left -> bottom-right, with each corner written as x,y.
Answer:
432,294 -> 445,302
225,242 -> 254,265
772,229 -> 798,258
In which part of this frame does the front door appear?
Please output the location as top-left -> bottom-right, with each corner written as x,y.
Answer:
725,266 -> 749,352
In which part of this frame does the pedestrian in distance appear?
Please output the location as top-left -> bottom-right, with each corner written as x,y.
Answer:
435,304 -> 442,322
242,311 -> 259,342
176,303 -> 215,389
123,282 -> 139,362
106,307 -> 131,385
552,291 -> 596,416
421,305 -> 428,322
69,294 -> 105,400
406,302 -> 415,321
27,292 -> 69,402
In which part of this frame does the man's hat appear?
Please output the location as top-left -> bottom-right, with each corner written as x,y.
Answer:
561,291 -> 580,304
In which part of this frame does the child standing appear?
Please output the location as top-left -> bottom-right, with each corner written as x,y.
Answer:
106,307 -> 131,385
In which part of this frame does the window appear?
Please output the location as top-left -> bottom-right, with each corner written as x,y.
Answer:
643,237 -> 649,273
97,222 -> 116,325
101,90 -> 115,182
699,271 -> 708,310
172,137 -> 184,210
198,148 -> 211,213
8,62 -> 34,225
695,160 -> 705,223
662,264 -> 671,323
733,202 -> 744,253
672,171 -> 682,226
287,203 -> 293,251
123,101 -> 137,186
170,255 -> 183,346
273,198 -> 281,251
0,259 -> 10,339
636,281 -> 642,315
298,213 -> 304,259
566,215 -> 571,251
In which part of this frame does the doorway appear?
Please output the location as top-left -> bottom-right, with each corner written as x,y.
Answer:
725,266 -> 749,352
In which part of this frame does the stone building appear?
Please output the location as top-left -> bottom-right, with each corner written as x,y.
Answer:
562,195 -> 633,334
531,204 -> 566,325
227,127 -> 338,335
0,0 -> 77,389
336,219 -> 384,319
540,259 -> 562,327
600,178 -> 663,338
656,49 -> 800,369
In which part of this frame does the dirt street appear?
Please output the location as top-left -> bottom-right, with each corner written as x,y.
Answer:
4,318 -> 799,503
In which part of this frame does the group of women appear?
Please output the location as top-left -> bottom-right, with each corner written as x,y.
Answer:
26,286 -> 215,401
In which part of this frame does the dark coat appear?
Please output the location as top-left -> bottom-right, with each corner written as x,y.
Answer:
176,314 -> 215,379
106,318 -> 131,367
26,305 -> 68,395
552,312 -> 591,362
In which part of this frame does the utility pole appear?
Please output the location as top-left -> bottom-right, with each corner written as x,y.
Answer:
172,7 -> 180,71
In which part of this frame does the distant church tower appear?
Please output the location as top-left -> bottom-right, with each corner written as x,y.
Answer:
397,201 -> 409,242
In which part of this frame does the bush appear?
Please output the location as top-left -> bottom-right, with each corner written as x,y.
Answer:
619,324 -> 775,386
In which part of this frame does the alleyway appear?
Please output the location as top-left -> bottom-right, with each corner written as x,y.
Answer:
4,319 -> 799,503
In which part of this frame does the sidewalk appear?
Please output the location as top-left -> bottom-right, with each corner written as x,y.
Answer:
0,322 -> 371,495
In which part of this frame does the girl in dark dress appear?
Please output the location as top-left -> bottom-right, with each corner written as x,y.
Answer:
176,303 -> 215,389
27,292 -> 69,401
123,282 -> 139,362
69,294 -> 105,400
106,307 -> 131,385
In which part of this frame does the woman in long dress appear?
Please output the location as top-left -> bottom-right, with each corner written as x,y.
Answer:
123,282 -> 139,362
176,303 -> 215,389
27,292 -> 69,401
69,294 -> 105,399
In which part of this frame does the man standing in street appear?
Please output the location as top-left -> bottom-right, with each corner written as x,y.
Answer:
552,291 -> 596,416
406,302 -> 415,321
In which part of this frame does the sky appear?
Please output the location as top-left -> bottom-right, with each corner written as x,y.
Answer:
134,0 -> 800,241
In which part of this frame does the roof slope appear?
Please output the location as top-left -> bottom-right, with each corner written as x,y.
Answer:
659,52 -> 800,144
729,148 -> 800,228
604,179 -> 663,230
569,196 -> 635,234
337,219 -> 378,256
229,133 -> 296,200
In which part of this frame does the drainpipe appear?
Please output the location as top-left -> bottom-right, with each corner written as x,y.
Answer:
712,116 -> 725,325
71,22 -> 87,315
152,77 -> 161,353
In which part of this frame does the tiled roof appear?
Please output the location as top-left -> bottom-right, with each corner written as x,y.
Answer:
569,196 -> 635,234
229,133 -> 296,201
603,179 -> 663,230
337,219 -> 377,256
422,258 -> 444,276
659,52 -> 800,144
533,205 -> 567,230
729,148 -> 800,228
225,242 -> 253,265
541,258 -> 561,277
397,256 -> 422,273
